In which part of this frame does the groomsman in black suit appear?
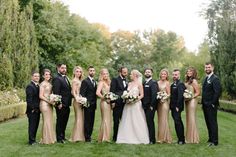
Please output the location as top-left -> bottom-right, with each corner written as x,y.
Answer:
80,66 -> 97,142
201,62 -> 221,146
26,71 -> 40,145
142,68 -> 158,144
52,63 -> 72,143
110,66 -> 128,142
170,69 -> 186,144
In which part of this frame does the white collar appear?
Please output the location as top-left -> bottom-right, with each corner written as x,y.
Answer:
207,72 -> 214,79
88,76 -> 94,81
145,77 -> 152,83
32,81 -> 39,86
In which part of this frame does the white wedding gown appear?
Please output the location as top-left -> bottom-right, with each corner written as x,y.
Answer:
116,86 -> 149,144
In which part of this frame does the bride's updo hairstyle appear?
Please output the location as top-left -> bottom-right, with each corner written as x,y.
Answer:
131,69 -> 143,83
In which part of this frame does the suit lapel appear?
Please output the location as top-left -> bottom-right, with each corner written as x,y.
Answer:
31,81 -> 39,94
87,77 -> 95,89
118,76 -> 125,90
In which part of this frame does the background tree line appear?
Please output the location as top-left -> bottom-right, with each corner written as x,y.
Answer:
0,0 -> 235,99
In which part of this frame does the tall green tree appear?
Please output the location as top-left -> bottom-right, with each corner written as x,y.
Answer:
0,0 -> 19,89
14,2 -> 38,87
0,0 -> 38,89
32,0 -> 111,76
203,0 -> 236,98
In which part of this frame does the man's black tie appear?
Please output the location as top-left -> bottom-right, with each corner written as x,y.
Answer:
92,79 -> 96,87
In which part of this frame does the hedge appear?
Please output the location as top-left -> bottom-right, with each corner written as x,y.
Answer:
0,102 -> 26,122
219,100 -> 236,113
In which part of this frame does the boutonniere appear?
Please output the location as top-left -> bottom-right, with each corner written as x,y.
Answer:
207,80 -> 211,84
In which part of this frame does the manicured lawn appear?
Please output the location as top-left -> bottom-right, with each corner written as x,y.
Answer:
0,106 -> 236,157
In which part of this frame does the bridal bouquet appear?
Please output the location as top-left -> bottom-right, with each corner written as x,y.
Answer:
156,91 -> 169,102
76,95 -> 89,108
121,90 -> 138,104
183,89 -> 193,101
103,92 -> 119,103
49,94 -> 62,106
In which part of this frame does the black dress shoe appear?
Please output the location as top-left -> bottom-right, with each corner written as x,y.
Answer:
208,142 -> 218,147
57,140 -> 65,144
177,141 -> 186,145
207,139 -> 212,143
29,142 -> 37,145
85,139 -> 91,142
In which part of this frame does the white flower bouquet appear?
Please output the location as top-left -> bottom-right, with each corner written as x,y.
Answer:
183,89 -> 193,101
49,94 -> 62,106
121,90 -> 138,104
103,92 -> 119,103
156,91 -> 169,102
76,95 -> 89,108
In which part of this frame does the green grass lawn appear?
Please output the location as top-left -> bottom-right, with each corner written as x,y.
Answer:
0,106 -> 236,157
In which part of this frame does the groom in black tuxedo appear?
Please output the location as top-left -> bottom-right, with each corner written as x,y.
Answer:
25,71 -> 40,145
142,68 -> 158,144
110,66 -> 128,142
80,66 -> 97,142
52,63 -> 72,143
202,62 -> 221,146
170,69 -> 186,144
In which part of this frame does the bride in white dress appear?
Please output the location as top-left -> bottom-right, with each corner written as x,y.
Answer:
116,69 -> 149,144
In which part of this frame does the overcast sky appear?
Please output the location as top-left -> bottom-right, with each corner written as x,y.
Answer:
60,0 -> 210,52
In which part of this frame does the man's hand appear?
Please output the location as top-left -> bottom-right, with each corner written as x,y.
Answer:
150,106 -> 153,111
176,107 -> 179,112
111,103 -> 115,109
58,104 -> 63,110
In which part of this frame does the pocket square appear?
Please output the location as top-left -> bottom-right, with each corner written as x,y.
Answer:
145,85 -> 150,87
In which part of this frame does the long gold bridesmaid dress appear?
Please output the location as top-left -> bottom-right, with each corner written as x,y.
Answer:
185,83 -> 199,143
157,82 -> 172,143
97,83 -> 112,142
40,81 -> 56,144
70,79 -> 85,142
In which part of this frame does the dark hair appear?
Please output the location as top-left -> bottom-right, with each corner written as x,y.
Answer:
118,66 -> 127,73
31,71 -> 39,76
57,63 -> 66,68
88,65 -> 95,70
173,68 -> 180,72
144,68 -> 153,73
185,67 -> 198,84
42,69 -> 51,75
205,62 -> 214,66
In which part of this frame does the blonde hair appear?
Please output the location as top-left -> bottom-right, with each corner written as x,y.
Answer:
131,69 -> 142,83
99,68 -> 111,85
73,66 -> 83,80
159,69 -> 169,81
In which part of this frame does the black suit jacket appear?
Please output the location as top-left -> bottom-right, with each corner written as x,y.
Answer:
201,74 -> 221,107
110,76 -> 128,107
80,77 -> 97,110
170,79 -> 186,111
142,79 -> 158,109
25,81 -> 40,114
52,73 -> 72,107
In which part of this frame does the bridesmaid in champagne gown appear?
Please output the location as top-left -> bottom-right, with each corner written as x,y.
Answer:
184,67 -> 200,143
39,69 -> 56,144
157,69 -> 172,143
70,66 -> 85,142
96,68 -> 112,142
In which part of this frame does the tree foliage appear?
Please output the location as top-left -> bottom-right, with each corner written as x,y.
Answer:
204,0 -> 236,98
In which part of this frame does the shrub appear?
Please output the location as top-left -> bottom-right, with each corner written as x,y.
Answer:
219,100 -> 236,113
0,102 -> 26,122
0,89 -> 22,107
